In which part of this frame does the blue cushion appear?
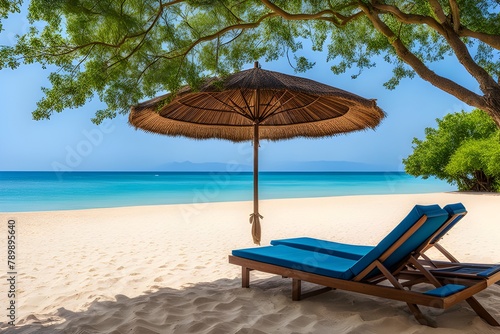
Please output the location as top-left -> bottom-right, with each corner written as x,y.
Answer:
432,203 -> 467,243
432,264 -> 500,278
478,265 -> 500,278
350,204 -> 449,277
270,237 -> 374,260
443,202 -> 467,215
232,245 -> 357,280
423,284 -> 466,297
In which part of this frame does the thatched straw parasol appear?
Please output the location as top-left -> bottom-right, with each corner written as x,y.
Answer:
129,62 -> 385,245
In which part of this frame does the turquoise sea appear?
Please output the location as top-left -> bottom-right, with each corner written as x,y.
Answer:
0,171 -> 456,212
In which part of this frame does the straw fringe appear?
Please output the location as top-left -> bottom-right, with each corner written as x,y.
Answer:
129,66 -> 385,142
129,104 -> 383,142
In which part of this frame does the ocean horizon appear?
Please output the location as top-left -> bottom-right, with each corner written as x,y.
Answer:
0,171 -> 456,212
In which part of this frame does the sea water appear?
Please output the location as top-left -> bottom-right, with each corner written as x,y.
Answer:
0,171 -> 456,212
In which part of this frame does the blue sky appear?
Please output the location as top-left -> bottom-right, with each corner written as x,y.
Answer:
0,11 -> 478,172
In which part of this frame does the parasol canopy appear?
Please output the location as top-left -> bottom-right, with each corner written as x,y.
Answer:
129,62 -> 385,244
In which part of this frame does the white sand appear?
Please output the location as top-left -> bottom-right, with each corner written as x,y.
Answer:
1,192 -> 500,333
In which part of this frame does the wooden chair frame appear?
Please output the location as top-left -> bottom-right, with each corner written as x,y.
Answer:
229,213 -> 500,327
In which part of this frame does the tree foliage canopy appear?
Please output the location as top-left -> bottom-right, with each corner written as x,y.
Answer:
1,1 -> 500,125
403,109 -> 500,192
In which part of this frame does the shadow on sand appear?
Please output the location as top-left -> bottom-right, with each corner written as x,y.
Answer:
2,276 -> 499,334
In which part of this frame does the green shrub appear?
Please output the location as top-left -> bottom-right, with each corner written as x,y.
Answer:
403,109 -> 500,192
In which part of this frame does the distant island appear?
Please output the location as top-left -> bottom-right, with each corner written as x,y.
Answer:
156,160 -> 394,172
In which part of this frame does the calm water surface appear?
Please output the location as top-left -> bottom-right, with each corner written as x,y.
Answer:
0,171 -> 456,212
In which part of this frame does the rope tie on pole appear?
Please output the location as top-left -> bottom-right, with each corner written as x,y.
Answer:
249,213 -> 263,245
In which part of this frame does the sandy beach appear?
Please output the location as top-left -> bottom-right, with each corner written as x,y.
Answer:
1,192 -> 500,333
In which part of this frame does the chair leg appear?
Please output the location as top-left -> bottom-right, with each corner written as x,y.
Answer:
434,243 -> 460,263
292,279 -> 301,301
300,287 -> 334,300
242,267 -> 250,288
374,260 -> 437,327
407,303 -> 437,328
466,297 -> 500,326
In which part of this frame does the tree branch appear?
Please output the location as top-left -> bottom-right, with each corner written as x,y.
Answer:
259,0 -> 353,24
460,28 -> 500,50
132,10 -> 279,83
358,2 -> 484,108
106,5 -> 165,70
137,55 -> 162,84
160,0 -> 186,9
325,0 -> 364,25
42,6 -> 165,58
331,10 -> 365,26
372,2 -> 500,51
428,0 -> 447,23
449,0 -> 460,33
73,44 -> 95,72
219,0 -> 244,23
158,12 -> 278,60
42,30 -> 147,57
439,23 -> 499,92
371,3 -> 445,34
371,1 -> 500,101
260,0 -> 332,20
41,0 -> 187,59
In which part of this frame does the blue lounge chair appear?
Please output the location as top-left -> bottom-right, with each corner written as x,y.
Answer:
229,204 -> 500,327
270,203 -> 467,262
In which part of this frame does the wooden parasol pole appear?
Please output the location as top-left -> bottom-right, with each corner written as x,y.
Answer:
250,62 -> 262,245
251,121 -> 261,245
